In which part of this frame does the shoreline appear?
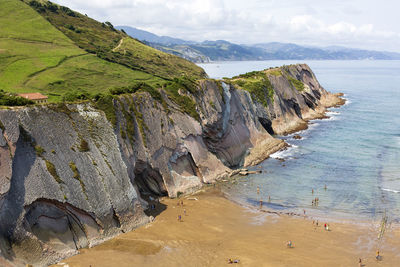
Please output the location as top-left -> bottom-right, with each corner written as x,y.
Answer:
244,92 -> 346,169
54,188 -> 400,267
49,92 -> 348,267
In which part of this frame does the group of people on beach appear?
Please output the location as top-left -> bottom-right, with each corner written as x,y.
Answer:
257,186 -> 271,209
311,197 -> 319,206
177,200 -> 186,222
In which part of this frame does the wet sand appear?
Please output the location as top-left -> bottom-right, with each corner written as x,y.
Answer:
55,189 -> 400,267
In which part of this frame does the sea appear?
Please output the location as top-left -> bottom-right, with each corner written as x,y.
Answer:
198,60 -> 400,224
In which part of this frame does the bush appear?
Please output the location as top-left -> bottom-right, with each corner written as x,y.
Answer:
79,139 -> 89,152
45,160 -> 63,184
60,6 -> 76,17
230,72 -> 274,107
62,89 -> 91,102
164,79 -> 200,121
45,1 -> 58,12
93,94 -> 117,127
109,82 -> 161,101
288,76 -> 305,92
34,145 -> 45,156
0,90 -> 34,106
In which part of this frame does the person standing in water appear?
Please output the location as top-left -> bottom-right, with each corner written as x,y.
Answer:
257,186 -> 260,195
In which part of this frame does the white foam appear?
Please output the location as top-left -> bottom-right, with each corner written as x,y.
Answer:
326,111 -> 340,115
382,188 -> 400,193
270,143 -> 298,159
343,97 -> 351,106
325,115 -> 340,121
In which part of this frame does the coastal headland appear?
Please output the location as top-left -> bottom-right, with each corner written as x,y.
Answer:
0,1 -> 347,265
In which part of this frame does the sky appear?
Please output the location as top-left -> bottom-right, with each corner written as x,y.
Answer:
52,0 -> 400,52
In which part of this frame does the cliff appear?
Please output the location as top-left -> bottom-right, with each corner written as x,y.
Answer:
0,64 -> 344,266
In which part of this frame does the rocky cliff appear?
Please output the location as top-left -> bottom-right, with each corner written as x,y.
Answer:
0,64 -> 343,266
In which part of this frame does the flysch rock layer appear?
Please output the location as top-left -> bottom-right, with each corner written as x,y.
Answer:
0,64 -> 344,266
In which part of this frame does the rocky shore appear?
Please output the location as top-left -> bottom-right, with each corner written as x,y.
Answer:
0,64 -> 344,266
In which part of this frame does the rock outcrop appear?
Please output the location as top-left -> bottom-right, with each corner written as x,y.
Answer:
0,64 -> 344,266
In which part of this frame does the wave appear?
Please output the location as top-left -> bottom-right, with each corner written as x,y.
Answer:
270,143 -> 298,159
382,188 -> 400,193
343,97 -> 351,106
326,111 -> 340,115
324,115 -> 340,121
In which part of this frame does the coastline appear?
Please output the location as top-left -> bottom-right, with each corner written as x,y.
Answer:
244,92 -> 346,168
54,188 -> 400,267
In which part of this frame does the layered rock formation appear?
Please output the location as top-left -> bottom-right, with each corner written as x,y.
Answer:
0,64 -> 343,266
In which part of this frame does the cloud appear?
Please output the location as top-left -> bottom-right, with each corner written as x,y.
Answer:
52,0 -> 400,52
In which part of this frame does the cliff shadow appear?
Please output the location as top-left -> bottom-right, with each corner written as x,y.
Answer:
134,160 -> 167,218
0,126 -> 35,262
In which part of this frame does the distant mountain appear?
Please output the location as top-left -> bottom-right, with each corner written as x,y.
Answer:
254,42 -> 400,60
115,26 -> 193,45
117,26 -> 400,62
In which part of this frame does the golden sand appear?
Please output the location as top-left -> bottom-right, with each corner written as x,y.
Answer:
56,189 -> 400,267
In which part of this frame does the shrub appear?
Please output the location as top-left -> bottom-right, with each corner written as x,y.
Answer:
79,139 -> 89,152
45,160 -> 63,184
164,79 -> 200,121
45,1 -> 58,12
93,94 -> 117,127
69,162 -> 86,193
62,89 -> 91,102
60,6 -> 76,17
288,76 -> 305,92
109,82 -> 161,101
34,145 -> 45,156
230,72 -> 274,107
0,90 -> 34,106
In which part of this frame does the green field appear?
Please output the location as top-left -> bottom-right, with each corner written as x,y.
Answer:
0,0 -> 204,102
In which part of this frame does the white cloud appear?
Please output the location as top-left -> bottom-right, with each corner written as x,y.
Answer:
52,0 -> 400,52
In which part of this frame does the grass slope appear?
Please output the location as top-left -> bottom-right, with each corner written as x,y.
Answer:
27,0 -> 206,81
0,0 -> 204,103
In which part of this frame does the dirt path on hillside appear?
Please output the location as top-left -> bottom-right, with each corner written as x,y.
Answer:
112,38 -> 124,52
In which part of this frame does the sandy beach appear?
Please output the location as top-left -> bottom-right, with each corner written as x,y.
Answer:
53,188 -> 400,267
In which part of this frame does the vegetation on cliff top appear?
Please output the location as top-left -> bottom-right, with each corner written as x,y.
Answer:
228,71 -> 274,107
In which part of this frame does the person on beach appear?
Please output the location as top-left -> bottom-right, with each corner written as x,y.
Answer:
286,240 -> 294,248
181,200 -> 184,206
184,209 -> 187,216
324,184 -> 327,190
376,250 -> 381,260
268,196 -> 271,202
312,199 -> 314,206
257,186 -> 260,194
178,215 -> 182,222
259,200 -> 263,208
324,223 -> 327,230
359,258 -> 362,267
312,189 -> 314,194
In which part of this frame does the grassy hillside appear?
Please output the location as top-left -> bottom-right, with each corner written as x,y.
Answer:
0,0 -> 205,103
26,0 -> 205,80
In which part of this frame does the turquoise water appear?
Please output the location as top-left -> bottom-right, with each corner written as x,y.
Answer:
199,60 -> 400,222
